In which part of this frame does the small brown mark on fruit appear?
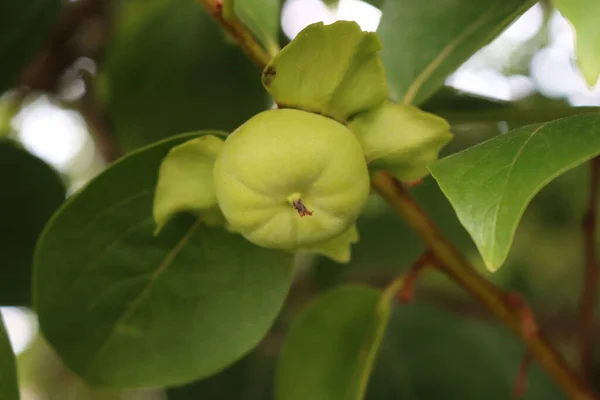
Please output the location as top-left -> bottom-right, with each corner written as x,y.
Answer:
263,66 -> 276,86
292,199 -> 312,217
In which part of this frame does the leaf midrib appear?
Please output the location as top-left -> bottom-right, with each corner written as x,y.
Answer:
484,122 -> 547,266
83,218 -> 203,378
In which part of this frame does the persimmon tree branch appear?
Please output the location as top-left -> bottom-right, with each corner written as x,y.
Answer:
197,0 -> 271,69
17,0 -> 119,163
579,156 -> 600,380
372,171 -> 597,400
197,4 -> 597,399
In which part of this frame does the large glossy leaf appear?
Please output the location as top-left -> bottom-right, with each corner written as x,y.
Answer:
377,0 -> 535,105
429,113 -> 600,271
276,281 -> 401,400
100,0 -> 266,151
34,133 -> 294,387
0,0 -> 61,92
0,317 -> 18,400
0,140 -> 65,305
554,0 -> 600,86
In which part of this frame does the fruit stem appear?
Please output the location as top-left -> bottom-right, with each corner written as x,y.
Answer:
287,193 -> 312,217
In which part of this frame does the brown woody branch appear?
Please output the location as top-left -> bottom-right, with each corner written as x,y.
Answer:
197,0 -> 271,69
579,156 -> 600,381
372,172 -> 597,400
17,0 -> 120,163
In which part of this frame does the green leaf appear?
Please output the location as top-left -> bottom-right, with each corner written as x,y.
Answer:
276,280 -> 402,400
153,134 -> 226,234
349,102 -> 452,181
34,133 -> 294,387
423,87 -> 600,126
0,317 -> 19,400
554,0 -> 600,86
429,113 -> 600,271
0,140 -> 65,305
100,0 -> 266,151
262,21 -> 388,123
0,0 -> 61,92
377,0 -> 535,105
167,347 -> 276,400
225,0 -> 280,55
367,304 -> 563,400
422,86 -> 511,115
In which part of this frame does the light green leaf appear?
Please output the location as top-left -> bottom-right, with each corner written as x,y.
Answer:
349,102 -> 452,181
0,0 -> 61,92
377,0 -> 535,105
300,224 -> 359,263
34,133 -> 294,387
224,0 -> 280,55
153,134 -> 226,234
0,140 -> 65,305
262,21 -> 388,123
276,279 -> 402,400
100,0 -> 266,150
429,113 -> 600,271
0,317 -> 18,400
554,0 -> 600,86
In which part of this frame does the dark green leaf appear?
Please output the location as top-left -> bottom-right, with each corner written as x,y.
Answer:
422,86 -> 511,115
377,0 -> 535,105
34,133 -> 294,387
367,304 -> 563,400
0,0 -> 61,92
167,348 -> 276,400
423,87 -> 600,126
0,317 -> 18,400
0,140 -> 65,305
429,113 -> 600,271
276,281 -> 401,400
100,0 -> 266,151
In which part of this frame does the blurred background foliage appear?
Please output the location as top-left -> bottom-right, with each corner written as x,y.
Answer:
1,0 -> 600,398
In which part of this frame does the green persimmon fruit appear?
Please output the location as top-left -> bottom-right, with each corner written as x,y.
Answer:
214,109 -> 370,250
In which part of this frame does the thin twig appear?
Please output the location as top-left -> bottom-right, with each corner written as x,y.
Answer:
19,0 -> 109,92
197,0 -> 271,69
579,156 -> 600,380
372,171 -> 597,400
193,5 -> 597,398
513,349 -> 534,398
398,250 -> 434,303
78,72 -> 121,163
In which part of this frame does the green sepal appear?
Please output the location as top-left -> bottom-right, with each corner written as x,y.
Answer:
349,102 -> 452,181
153,134 -> 226,234
554,0 -> 600,86
300,224 -> 358,263
262,21 -> 388,123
